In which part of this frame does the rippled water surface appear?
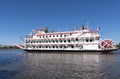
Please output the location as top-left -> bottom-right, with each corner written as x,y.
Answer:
0,50 -> 120,79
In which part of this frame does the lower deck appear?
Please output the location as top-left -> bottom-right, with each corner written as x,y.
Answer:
24,49 -> 117,53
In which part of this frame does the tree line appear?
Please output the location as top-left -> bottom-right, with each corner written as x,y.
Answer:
0,45 -> 20,49
116,43 -> 120,49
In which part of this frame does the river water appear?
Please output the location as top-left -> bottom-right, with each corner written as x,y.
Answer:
0,50 -> 120,79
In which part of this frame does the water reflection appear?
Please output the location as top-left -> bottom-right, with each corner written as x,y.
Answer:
0,50 -> 120,79
15,51 -> 120,79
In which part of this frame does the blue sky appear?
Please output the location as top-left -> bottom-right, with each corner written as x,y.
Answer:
0,0 -> 120,45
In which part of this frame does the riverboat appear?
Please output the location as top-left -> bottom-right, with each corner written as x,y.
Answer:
16,25 -> 117,52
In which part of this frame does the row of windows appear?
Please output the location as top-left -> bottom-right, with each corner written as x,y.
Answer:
26,37 -> 99,43
26,40 -> 73,43
26,38 -> 79,43
39,34 -> 71,38
27,45 -> 76,49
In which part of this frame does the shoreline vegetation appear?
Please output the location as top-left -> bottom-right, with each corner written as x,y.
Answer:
0,45 -> 20,50
116,43 -> 120,49
0,43 -> 120,50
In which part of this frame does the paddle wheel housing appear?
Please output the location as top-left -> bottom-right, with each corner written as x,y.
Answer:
100,39 -> 116,49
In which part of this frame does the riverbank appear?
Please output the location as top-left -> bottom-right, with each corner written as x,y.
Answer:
0,45 -> 20,50
116,43 -> 120,49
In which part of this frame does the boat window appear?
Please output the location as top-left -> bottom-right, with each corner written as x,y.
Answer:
90,39 -> 92,42
68,40 -> 70,42
26,40 -> 28,43
53,40 -> 55,43
90,38 -> 94,42
64,35 -> 66,37
36,46 -> 38,48
60,35 -> 62,37
60,46 -> 62,48
60,40 -> 62,43
64,40 -> 66,42
33,41 -> 35,43
76,38 -> 78,41
36,41 -> 38,43
64,46 -> 66,48
39,41 -> 41,43
86,38 -> 89,42
95,37 -> 99,40
71,38 -> 74,42
71,45 -> 74,48
56,40 -> 58,43
33,46 -> 35,48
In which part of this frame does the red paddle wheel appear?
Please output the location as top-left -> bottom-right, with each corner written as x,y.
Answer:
100,39 -> 115,49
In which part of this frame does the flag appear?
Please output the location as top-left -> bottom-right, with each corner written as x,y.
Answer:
97,27 -> 100,31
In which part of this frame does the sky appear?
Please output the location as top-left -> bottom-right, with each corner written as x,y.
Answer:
0,0 -> 120,45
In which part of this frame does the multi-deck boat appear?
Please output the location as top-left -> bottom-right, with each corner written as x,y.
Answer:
17,26 -> 117,52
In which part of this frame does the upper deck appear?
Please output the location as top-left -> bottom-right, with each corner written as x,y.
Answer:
25,26 -> 100,40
